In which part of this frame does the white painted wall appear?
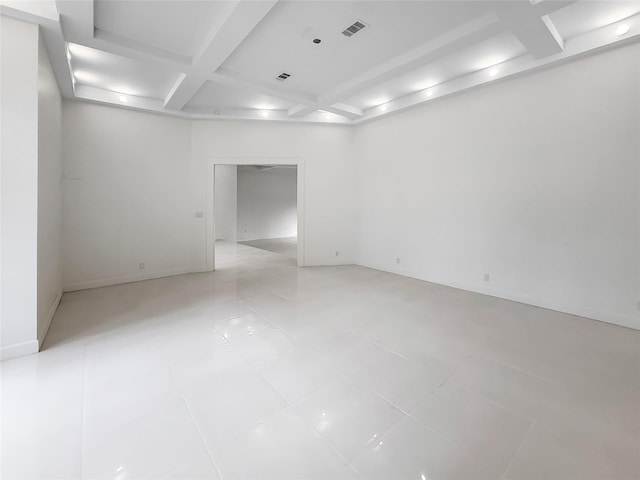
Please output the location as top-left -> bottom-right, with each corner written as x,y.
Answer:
237,167 -> 297,241
214,164 -> 237,242
354,43 -> 640,330
62,107 -> 356,291
37,34 -> 63,345
0,16 -> 39,359
58,42 -> 637,330
62,102 -> 194,290
191,121 -> 356,266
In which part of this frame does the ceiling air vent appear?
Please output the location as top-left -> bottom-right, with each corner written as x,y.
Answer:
276,72 -> 291,81
342,20 -> 367,37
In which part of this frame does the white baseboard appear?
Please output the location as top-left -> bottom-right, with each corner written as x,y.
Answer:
63,267 -> 194,292
189,266 -> 211,274
357,260 -> 639,331
38,289 -> 62,347
1,340 -> 39,362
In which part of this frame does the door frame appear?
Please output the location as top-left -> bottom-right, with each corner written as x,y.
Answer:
206,156 -> 305,271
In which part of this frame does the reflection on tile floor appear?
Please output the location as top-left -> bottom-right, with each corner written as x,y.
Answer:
2,241 -> 639,479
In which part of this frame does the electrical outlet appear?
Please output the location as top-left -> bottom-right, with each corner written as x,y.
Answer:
194,211 -> 203,218
396,258 -> 400,264
138,262 -> 145,270
483,273 -> 490,282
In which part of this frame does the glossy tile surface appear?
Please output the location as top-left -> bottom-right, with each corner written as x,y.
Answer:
238,236 -> 297,259
292,378 -> 405,462
2,241 -> 638,479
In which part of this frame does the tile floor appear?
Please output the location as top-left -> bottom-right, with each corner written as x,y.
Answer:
1,241 -> 639,479
238,236 -> 297,260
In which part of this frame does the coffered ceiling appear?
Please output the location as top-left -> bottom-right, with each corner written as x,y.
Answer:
2,0 -> 638,124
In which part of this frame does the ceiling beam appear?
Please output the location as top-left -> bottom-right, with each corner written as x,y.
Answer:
320,12 -> 502,103
289,12 -> 502,118
163,0 -> 279,110
357,11 -> 640,125
325,103 -> 363,119
209,69 -> 361,119
164,73 -> 205,110
532,0 -> 576,17
93,28 -> 191,66
287,105 -> 309,117
288,102 -> 363,119
212,68 -> 317,105
55,0 -> 190,70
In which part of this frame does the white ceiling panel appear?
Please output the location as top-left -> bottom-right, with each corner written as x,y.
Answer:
344,33 -> 528,110
68,43 -> 180,99
185,80 -> 297,111
94,0 -> 235,58
221,0 -> 492,96
5,0 -> 637,123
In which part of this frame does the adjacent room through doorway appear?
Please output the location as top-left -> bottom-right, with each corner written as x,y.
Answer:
213,164 -> 299,263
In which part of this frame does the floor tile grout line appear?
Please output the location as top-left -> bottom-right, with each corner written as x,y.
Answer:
27,240 -> 639,479
238,299 -> 365,382
245,306 -> 299,341
345,410 -> 409,468
457,349 -> 560,390
79,342 -> 88,479
500,422 -> 533,480
156,340 -> 225,480
253,372 -> 350,428
243,369 -> 397,472
405,409 -> 467,450
407,377 -> 535,462
282,374 -> 350,411
206,317 -> 298,425
443,372 -> 541,426
308,424 -> 353,468
361,339 -> 548,427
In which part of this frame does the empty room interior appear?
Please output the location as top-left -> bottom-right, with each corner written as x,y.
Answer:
1,0 -> 639,479
216,164 -> 299,261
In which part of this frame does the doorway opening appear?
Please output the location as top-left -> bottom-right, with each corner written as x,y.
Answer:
206,158 -> 305,271
235,164 -> 297,259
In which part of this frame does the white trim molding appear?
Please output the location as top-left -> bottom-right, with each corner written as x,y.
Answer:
63,267 -> 193,292
358,261 -> 640,331
1,340 -> 39,362
206,157 -> 306,271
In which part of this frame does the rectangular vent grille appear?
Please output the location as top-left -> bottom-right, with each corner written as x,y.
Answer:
342,20 -> 367,37
276,72 -> 291,81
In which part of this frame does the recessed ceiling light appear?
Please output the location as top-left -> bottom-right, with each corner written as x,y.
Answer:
615,24 -> 630,36
261,111 -> 269,118
313,38 -> 322,44
488,67 -> 499,77
119,95 -> 127,102
426,90 -> 433,97
380,104 -> 388,112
